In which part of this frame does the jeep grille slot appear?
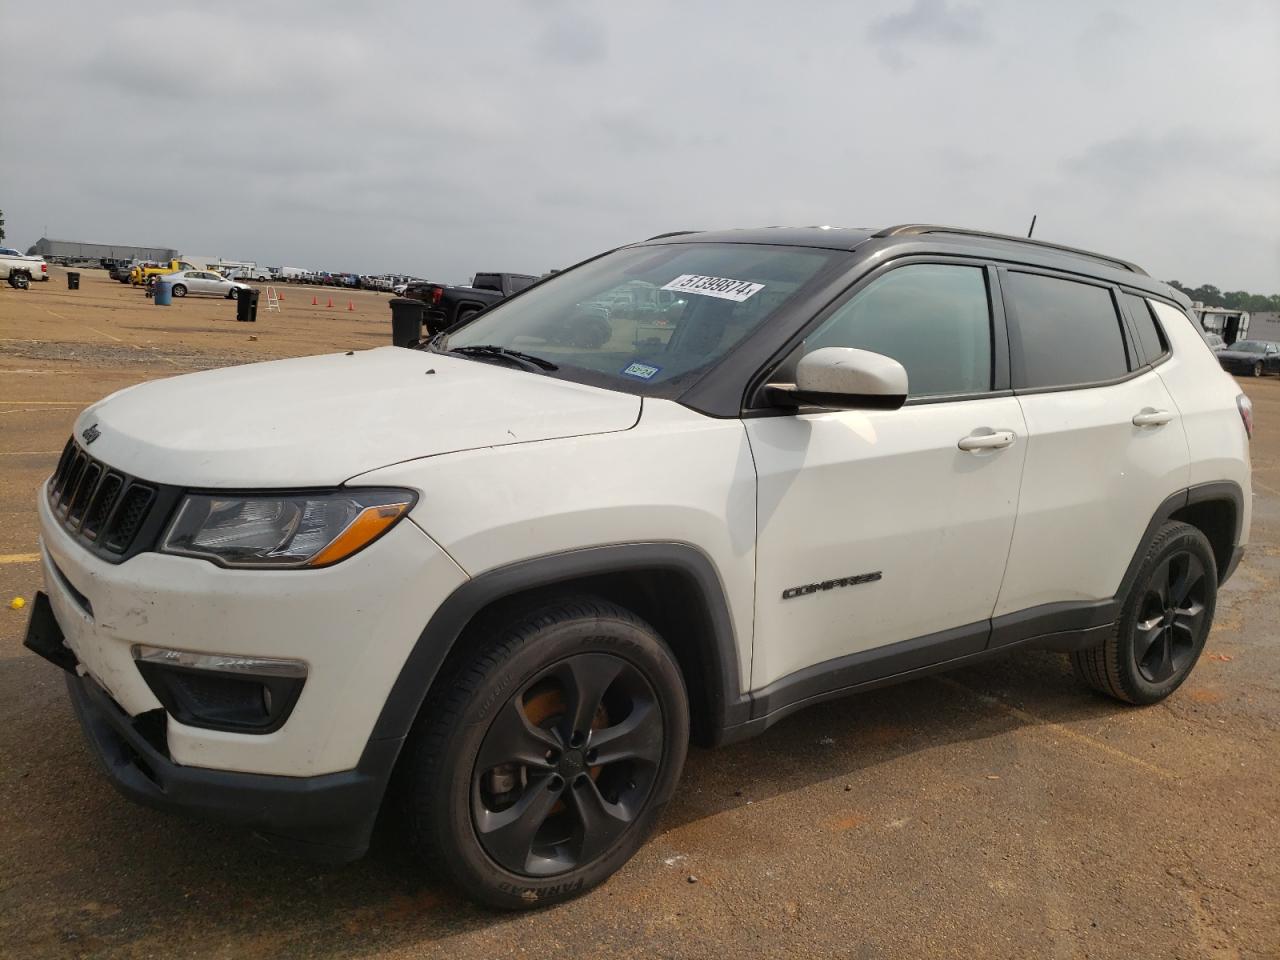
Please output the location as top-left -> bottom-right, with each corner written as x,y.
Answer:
47,436 -> 161,559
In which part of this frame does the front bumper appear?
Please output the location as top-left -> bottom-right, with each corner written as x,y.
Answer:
35,486 -> 467,777
25,595 -> 393,859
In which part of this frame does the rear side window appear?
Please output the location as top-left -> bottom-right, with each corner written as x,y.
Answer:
1121,293 -> 1168,363
805,264 -> 993,397
1006,272 -> 1130,389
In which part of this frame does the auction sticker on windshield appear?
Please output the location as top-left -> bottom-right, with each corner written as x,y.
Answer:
661,274 -> 764,303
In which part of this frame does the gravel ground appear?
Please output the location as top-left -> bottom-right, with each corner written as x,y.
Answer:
1,269 -> 1276,959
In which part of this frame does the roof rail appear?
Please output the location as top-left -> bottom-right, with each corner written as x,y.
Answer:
872,224 -> 1148,276
646,230 -> 702,241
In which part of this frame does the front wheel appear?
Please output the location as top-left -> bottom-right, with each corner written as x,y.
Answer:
1072,521 -> 1216,704
401,597 -> 689,909
171,284 -> 187,297
228,288 -> 239,299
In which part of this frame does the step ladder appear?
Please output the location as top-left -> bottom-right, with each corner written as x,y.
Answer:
265,286 -> 282,313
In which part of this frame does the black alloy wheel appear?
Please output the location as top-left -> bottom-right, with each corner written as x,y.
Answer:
1072,521 -> 1216,704
401,597 -> 689,909
1132,550 -> 1207,684
471,652 -> 663,876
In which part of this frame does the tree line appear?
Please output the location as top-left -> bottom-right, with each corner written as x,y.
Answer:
1167,281 -> 1279,314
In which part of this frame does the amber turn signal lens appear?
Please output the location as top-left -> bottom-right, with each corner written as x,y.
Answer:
306,502 -> 411,567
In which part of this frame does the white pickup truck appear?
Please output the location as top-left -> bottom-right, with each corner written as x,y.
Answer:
0,246 -> 49,287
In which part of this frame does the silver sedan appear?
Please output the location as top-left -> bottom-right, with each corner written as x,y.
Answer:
165,270 -> 252,299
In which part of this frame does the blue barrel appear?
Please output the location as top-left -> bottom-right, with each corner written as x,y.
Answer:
153,280 -> 173,306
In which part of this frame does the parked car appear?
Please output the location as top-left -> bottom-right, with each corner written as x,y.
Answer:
1217,339 -> 1280,377
403,272 -> 538,332
0,247 -> 49,284
24,224 -> 1252,910
164,270 -> 252,299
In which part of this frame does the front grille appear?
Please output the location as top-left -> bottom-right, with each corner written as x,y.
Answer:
48,437 -> 160,557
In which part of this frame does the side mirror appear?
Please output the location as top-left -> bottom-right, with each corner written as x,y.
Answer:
769,347 -> 908,410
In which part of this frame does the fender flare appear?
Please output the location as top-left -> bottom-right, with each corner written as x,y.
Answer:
364,542 -> 748,747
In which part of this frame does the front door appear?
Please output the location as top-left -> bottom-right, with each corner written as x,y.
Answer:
745,262 -> 1026,690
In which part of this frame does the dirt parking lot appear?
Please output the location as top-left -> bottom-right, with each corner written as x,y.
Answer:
1,269 -> 1277,959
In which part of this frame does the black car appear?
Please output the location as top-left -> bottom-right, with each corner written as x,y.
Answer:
1217,339 -> 1280,377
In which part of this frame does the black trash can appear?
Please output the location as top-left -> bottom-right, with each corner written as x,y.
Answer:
67,272 -> 81,290
389,297 -> 425,347
236,288 -> 260,323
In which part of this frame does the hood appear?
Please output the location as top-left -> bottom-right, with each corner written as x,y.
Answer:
74,347 -> 641,487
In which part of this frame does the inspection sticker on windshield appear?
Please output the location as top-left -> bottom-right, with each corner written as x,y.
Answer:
621,361 -> 662,380
661,274 -> 764,303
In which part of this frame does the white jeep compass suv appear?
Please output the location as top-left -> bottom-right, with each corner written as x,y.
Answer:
26,224 -> 1252,908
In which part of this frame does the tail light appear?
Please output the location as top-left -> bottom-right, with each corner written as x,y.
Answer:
41,263 -> 47,273
430,285 -> 443,305
1237,393 -> 1253,439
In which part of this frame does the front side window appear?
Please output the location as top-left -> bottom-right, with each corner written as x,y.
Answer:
443,243 -> 840,393
803,264 -> 993,397
1006,272 -> 1130,389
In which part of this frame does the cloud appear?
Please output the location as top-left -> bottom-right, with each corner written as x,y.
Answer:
868,0 -> 985,68
1,1 -> 1276,291
536,9 -> 608,65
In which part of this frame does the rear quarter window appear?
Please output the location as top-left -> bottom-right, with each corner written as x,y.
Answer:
1006,271 -> 1131,389
1121,292 -> 1169,364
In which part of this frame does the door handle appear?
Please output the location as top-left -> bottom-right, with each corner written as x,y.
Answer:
957,429 -> 1017,451
1132,409 -> 1174,427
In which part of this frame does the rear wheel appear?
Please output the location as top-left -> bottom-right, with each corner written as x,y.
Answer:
1072,521 -> 1216,704
9,272 -> 30,289
1253,361 -> 1263,377
401,597 -> 689,909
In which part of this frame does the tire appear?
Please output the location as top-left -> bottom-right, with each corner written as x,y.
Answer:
400,596 -> 689,909
9,272 -> 30,290
171,284 -> 187,298
1072,521 -> 1216,705
456,309 -> 480,326
228,288 -> 239,299
1252,361 -> 1263,377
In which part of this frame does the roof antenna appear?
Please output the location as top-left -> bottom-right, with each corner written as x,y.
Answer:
1027,214 -> 1037,238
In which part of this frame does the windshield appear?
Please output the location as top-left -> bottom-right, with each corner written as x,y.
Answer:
1231,341 -> 1268,353
439,243 -> 840,393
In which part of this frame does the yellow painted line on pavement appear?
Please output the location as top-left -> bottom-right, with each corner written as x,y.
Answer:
0,553 -> 40,565
934,675 -> 1176,780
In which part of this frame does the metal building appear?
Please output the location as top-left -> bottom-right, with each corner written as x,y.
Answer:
29,238 -> 179,263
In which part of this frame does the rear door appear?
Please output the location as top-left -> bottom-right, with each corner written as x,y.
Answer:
746,261 -> 1027,689
992,269 -> 1190,635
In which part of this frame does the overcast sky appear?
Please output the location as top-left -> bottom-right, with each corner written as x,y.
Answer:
2,0 -> 1276,289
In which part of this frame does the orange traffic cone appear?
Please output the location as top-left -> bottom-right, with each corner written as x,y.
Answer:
311,295 -> 318,306
326,297 -> 333,308
347,301 -> 354,312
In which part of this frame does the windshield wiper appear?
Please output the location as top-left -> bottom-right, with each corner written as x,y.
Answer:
445,344 -> 559,372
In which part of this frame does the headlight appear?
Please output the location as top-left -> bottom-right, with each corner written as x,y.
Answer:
159,489 -> 416,569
